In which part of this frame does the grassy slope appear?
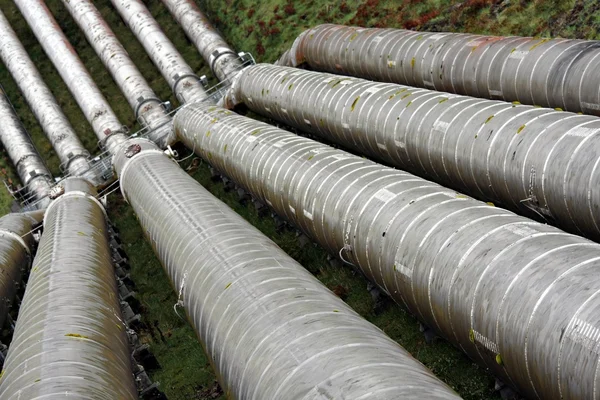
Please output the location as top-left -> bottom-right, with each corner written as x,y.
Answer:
0,0 -> 597,398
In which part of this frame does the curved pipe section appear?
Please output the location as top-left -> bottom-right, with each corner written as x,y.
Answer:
62,0 -> 174,147
161,0 -> 242,81
278,24 -> 600,116
0,210 -> 43,329
0,10 -> 92,178
113,138 -> 460,400
110,0 -> 207,104
0,88 -> 53,204
15,0 -> 128,156
227,64 -> 600,241
0,177 -> 137,398
175,102 -> 600,400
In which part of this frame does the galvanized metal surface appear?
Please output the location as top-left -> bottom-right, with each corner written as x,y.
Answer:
278,24 -> 600,116
62,0 -> 174,147
113,137 -> 461,400
175,102 -> 600,400
15,0 -> 128,156
0,177 -> 137,399
161,0 -> 242,81
0,10 -> 92,178
0,210 -> 43,329
0,88 -> 53,204
110,0 -> 207,104
228,63 -> 600,241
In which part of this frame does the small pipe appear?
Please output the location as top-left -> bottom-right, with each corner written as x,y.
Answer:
61,0 -> 174,147
15,0 -> 129,156
161,0 -> 243,81
0,87 -> 53,205
110,0 -> 208,104
0,9 -> 92,178
0,177 -> 137,398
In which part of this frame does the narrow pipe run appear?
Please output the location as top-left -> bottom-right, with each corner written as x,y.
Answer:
175,101 -> 600,400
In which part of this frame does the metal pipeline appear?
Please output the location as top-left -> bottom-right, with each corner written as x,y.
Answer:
226,64 -> 600,241
0,177 -> 137,398
110,0 -> 207,104
161,0 -> 243,81
113,137 -> 460,400
175,101 -> 600,400
61,0 -> 174,147
0,10 -> 92,178
15,0 -> 129,156
0,88 -> 53,205
278,24 -> 600,116
0,210 -> 43,329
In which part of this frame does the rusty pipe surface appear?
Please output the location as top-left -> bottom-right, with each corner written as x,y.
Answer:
0,87 -> 53,205
0,177 -> 137,398
175,101 -> 600,400
110,0 -> 207,104
161,0 -> 242,81
61,0 -> 174,147
15,0 -> 129,156
277,24 -> 600,116
112,137 -> 461,400
0,9 -> 92,178
0,210 -> 43,329
226,63 -> 600,241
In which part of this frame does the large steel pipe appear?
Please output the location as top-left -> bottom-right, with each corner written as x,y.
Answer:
113,138 -> 460,400
110,0 -> 207,104
278,24 -> 600,116
161,0 -> 242,81
0,88 -> 53,204
0,10 -> 92,178
0,210 -> 43,329
62,0 -> 174,147
226,64 -> 600,241
15,0 -> 128,156
175,102 -> 600,400
0,177 -> 137,398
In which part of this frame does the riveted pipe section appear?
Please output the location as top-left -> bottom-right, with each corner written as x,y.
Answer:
278,24 -> 600,116
0,177 -> 137,398
175,102 -> 600,400
0,88 -> 53,205
62,0 -> 174,147
113,137 -> 460,400
15,0 -> 128,156
227,64 -> 600,241
110,0 -> 207,104
161,0 -> 242,81
0,210 -> 43,329
0,10 -> 92,178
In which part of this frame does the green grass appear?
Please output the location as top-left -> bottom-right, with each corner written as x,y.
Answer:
0,0 -> 598,398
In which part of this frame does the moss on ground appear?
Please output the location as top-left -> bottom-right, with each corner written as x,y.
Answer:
0,0 -> 598,398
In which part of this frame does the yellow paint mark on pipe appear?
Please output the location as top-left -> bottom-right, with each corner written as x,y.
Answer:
411,57 -> 416,68
517,124 -> 526,134
351,96 -> 360,111
225,282 -> 232,289
485,115 -> 494,124
65,333 -> 89,339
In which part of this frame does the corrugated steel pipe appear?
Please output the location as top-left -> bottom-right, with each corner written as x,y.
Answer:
62,0 -> 174,148
0,9 -> 93,178
0,210 -> 43,329
0,177 -> 137,399
175,101 -> 600,400
113,137 -> 461,400
225,64 -> 600,241
0,88 -> 53,206
161,0 -> 243,82
15,0 -> 129,157
110,0 -> 208,104
277,24 -> 600,116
